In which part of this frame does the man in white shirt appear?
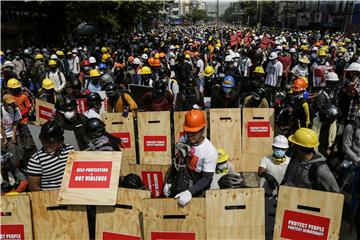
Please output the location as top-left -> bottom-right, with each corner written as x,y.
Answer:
84,92 -> 103,119
265,52 -> 283,101
71,49 -> 80,75
47,60 -> 66,92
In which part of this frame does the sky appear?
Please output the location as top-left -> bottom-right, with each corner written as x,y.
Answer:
204,0 -> 238,15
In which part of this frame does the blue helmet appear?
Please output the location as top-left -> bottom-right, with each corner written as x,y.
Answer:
98,63 -> 107,70
222,76 -> 235,88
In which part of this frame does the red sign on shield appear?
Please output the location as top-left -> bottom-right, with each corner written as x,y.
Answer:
68,161 -> 112,188
144,136 -> 167,152
141,171 -> 164,198
247,121 -> 270,137
0,224 -> 25,240
111,132 -> 131,148
151,232 -> 195,240
39,105 -> 53,121
280,210 -> 330,240
103,231 -> 141,240
76,98 -> 88,114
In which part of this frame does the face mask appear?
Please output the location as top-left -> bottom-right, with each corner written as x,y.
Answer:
92,78 -> 100,85
73,54 -> 77,57
300,63 -> 307,67
64,111 -> 76,120
84,66 -> 90,71
273,149 -> 286,158
223,87 -> 232,93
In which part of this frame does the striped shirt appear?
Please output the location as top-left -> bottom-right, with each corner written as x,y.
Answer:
265,61 -> 283,87
27,144 -> 74,190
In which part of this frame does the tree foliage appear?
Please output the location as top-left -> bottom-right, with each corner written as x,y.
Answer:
188,9 -> 208,23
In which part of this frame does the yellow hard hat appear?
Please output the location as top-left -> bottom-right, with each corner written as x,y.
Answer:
288,128 -> 319,148
318,50 -> 327,57
35,54 -> 44,60
140,66 -> 152,75
7,78 -> 22,89
185,54 -> 191,60
42,78 -> 55,90
154,53 -> 160,59
89,69 -> 101,78
101,47 -> 107,53
101,54 -> 109,62
217,148 -> 229,164
203,66 -> 214,77
56,50 -> 65,56
338,47 -> 347,53
48,60 -> 57,66
254,66 -> 265,74
216,43 -> 221,48
175,45 -> 180,49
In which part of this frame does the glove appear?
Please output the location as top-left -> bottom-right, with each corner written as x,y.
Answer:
163,183 -> 172,197
174,190 -> 192,207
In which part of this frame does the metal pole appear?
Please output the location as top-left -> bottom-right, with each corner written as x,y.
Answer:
216,0 -> 219,29
259,1 -> 262,28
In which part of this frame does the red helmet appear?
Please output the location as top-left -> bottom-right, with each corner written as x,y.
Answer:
82,60 -> 90,66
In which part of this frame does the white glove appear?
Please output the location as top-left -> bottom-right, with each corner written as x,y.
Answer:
163,183 -> 172,197
174,190 -> 192,207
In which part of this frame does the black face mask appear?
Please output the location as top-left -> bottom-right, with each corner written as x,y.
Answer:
92,77 -> 100,85
10,88 -> 21,96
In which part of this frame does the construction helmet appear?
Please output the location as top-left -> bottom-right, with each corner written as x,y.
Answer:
140,66 -> 152,75
324,72 -> 339,82
42,78 -> 55,90
254,66 -> 265,74
7,78 -> 21,89
272,135 -> 289,149
82,60 -> 90,66
185,54 -> 191,60
183,109 -> 206,133
101,54 -> 109,62
319,104 -> 340,124
288,128 -> 319,148
222,76 -> 235,88
35,54 -> 44,60
318,50 -> 327,57
56,50 -> 65,56
101,47 -> 107,53
159,52 -> 166,58
141,53 -> 148,60
128,56 -> 134,64
148,57 -> 155,66
193,52 -> 200,57
48,60 -> 57,66
298,56 -> 310,64
345,62 -> 360,72
153,59 -> 161,67
217,148 -> 229,164
216,43 -> 221,48
89,56 -> 97,64
292,78 -> 307,92
338,47 -> 347,53
203,66 -> 214,77
89,69 -> 101,78
154,53 -> 160,59
218,173 -> 246,189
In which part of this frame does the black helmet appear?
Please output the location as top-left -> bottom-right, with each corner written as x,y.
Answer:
39,120 -> 64,143
152,80 -> 166,99
86,92 -> 103,108
218,173 -> 246,189
85,118 -> 106,139
121,173 -> 146,190
105,83 -> 118,97
319,104 -> 340,124
55,96 -> 77,112
252,88 -> 266,100
71,78 -> 82,90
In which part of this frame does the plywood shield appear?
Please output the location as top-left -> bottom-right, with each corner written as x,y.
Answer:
102,112 -> 136,174
28,189 -> 89,239
57,151 -> 122,205
210,108 -> 242,171
143,198 -> 206,239
206,188 -> 265,239
35,98 -> 54,125
273,186 -> 344,240
242,108 -> 274,171
96,188 -> 151,240
138,111 -> 171,165
0,194 -> 33,240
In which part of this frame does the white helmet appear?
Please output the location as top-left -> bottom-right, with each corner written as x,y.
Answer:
24,49 -> 30,55
170,45 -> 176,50
3,61 -> 14,68
272,135 -> 289,149
234,52 -> 240,58
225,55 -> 233,62
50,54 -> 58,60
133,57 -> 141,65
141,53 -> 148,60
276,45 -> 283,51
72,48 -> 78,54
269,52 -> 278,60
345,62 -> 360,72
311,46 -> 318,52
325,72 -> 339,82
89,56 -> 97,64
289,48 -> 296,53
274,40 -> 280,45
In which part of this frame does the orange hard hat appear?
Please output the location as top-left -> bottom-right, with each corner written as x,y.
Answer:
148,57 -> 155,66
292,78 -> 307,92
115,63 -> 124,68
184,50 -> 191,55
159,52 -> 166,58
315,41 -> 320,47
193,51 -> 200,57
183,109 -> 206,132
128,56 -> 134,64
153,59 -> 161,67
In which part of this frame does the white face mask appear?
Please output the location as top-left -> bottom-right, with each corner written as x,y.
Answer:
64,111 -> 76,120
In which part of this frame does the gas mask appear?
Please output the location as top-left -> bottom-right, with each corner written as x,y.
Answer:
63,111 -> 76,120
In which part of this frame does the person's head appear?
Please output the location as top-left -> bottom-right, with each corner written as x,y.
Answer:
89,69 -> 101,85
298,56 -> 310,67
288,128 -> 319,160
324,72 -> 339,89
152,80 -> 166,99
81,60 -> 90,72
291,77 -> 307,97
344,62 -> 360,81
317,50 -> 327,64
2,94 -> 17,113
140,66 -> 152,84
319,104 -> 340,125
216,148 -> 229,174
251,88 -> 266,102
89,56 -> 97,67
35,54 -> 44,62
86,92 -> 103,112
55,96 -> 78,121
42,78 -> 55,93
183,109 -> 206,145
272,135 -> 289,163
269,52 -> 278,64
48,60 -> 57,72
7,78 -> 22,96
222,75 -> 235,94
39,120 -> 64,155
105,83 -> 118,98
85,118 -> 106,140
